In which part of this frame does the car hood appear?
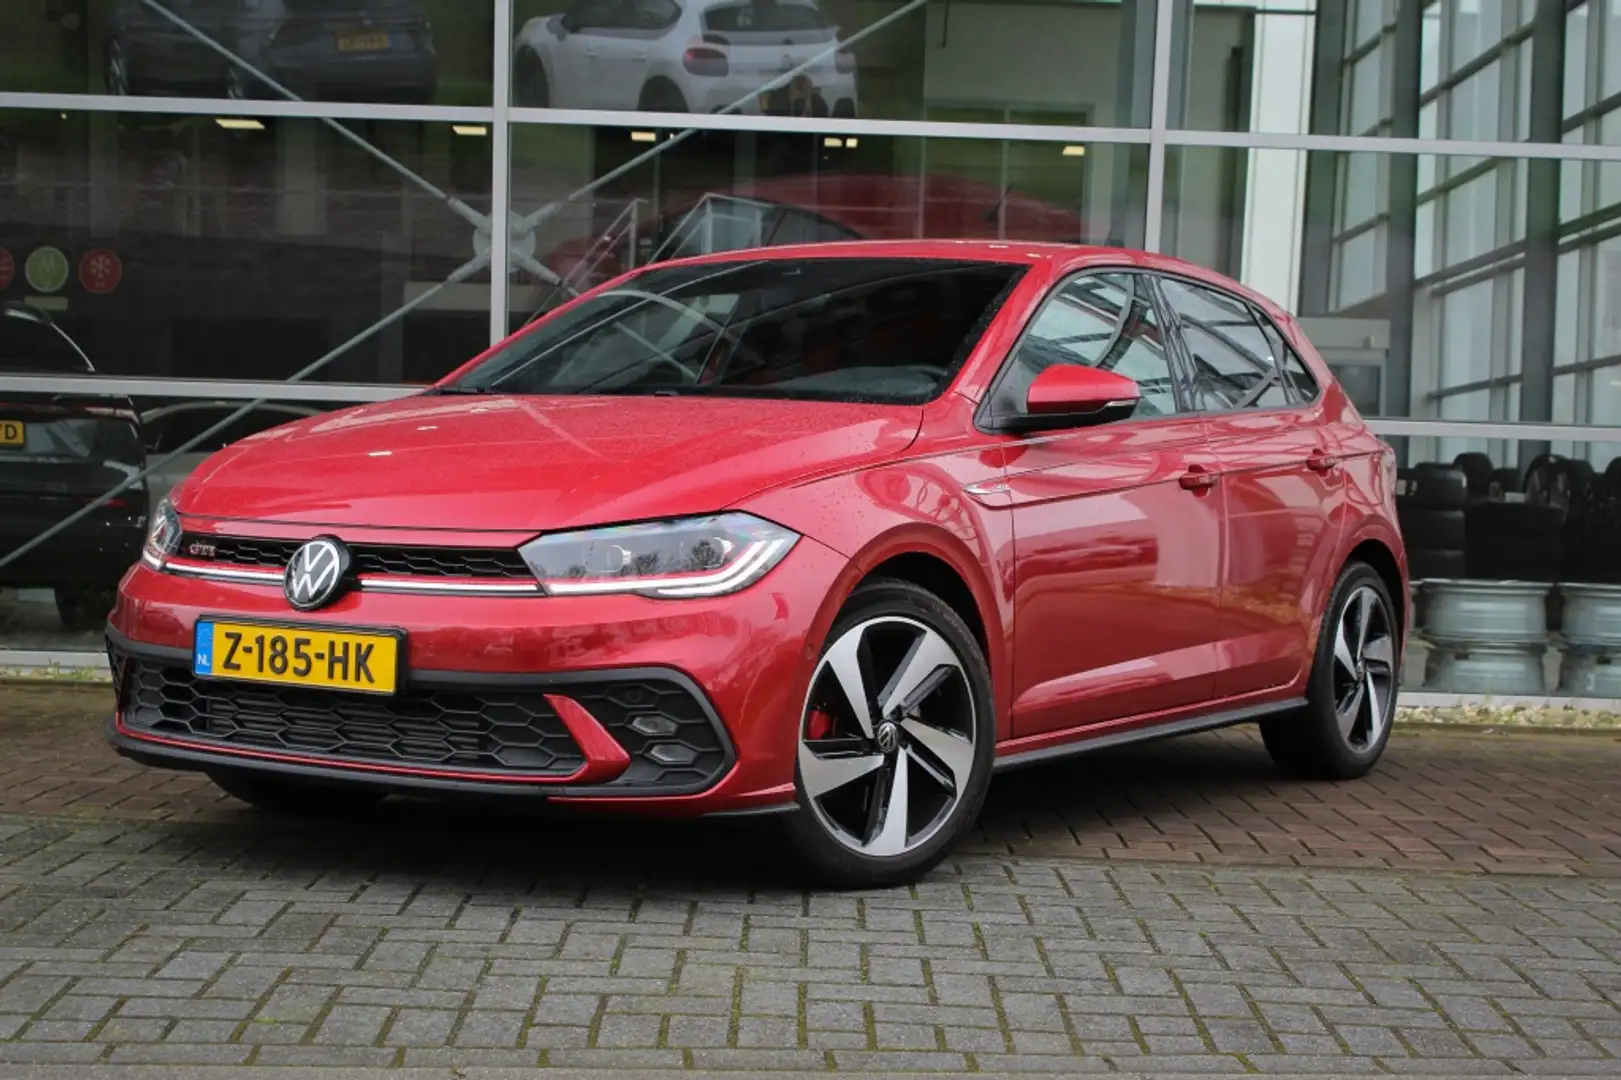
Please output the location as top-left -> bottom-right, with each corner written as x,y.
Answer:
177,394 -> 923,532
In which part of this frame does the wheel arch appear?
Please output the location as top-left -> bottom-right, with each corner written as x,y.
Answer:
862,551 -> 990,669
821,526 -> 1011,740
1344,535 -> 1408,645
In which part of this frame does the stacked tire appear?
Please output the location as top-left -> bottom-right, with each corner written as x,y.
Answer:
1566,457 -> 1621,585
1463,501 -> 1565,581
1396,463 -> 1467,580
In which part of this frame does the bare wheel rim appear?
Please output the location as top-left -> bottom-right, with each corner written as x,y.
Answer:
798,615 -> 976,858
1330,585 -> 1397,752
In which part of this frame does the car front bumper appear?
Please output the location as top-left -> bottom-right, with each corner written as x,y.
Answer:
106,536 -> 850,816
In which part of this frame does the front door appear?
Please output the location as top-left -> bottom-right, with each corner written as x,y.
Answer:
1156,277 -> 1346,698
990,271 -> 1225,739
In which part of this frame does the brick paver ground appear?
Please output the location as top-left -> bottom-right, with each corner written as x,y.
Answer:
3,683 -> 1621,1077
8,684 -> 1621,876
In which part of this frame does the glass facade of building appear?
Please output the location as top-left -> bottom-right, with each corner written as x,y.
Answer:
2,0 -> 1620,696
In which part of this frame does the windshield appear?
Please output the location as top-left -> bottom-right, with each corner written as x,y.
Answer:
452,258 -> 1024,404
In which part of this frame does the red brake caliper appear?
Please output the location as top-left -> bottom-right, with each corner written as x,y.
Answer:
806,707 -> 835,741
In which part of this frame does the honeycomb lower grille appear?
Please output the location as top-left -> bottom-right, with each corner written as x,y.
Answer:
113,653 -> 734,793
121,660 -> 585,776
178,533 -> 531,579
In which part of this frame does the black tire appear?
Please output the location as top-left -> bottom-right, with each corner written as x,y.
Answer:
1606,458 -> 1621,499
208,770 -> 384,817
1396,508 -> 1465,550
1467,533 -> 1565,579
1260,562 -> 1398,780
1524,453 -> 1595,509
1452,452 -> 1494,497
638,78 -> 687,112
1465,499 -> 1565,538
1406,548 -> 1466,581
1396,463 -> 1468,511
1489,466 -> 1521,498
781,579 -> 995,889
513,49 -> 549,107
55,586 -> 115,634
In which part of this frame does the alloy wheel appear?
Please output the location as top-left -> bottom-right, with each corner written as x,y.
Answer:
1331,585 -> 1396,751
798,616 -> 977,857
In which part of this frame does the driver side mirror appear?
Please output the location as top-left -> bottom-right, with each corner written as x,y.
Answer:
995,365 -> 1141,433
558,13 -> 579,34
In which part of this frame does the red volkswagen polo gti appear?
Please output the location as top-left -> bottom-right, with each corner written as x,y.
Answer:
108,241 -> 1407,886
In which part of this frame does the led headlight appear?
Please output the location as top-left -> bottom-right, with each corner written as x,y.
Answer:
142,496 -> 181,569
520,513 -> 798,598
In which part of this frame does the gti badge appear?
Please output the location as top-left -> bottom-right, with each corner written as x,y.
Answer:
284,536 -> 350,611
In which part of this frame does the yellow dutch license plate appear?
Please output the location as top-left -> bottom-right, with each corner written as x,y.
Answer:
0,420 -> 23,447
193,618 -> 401,695
336,31 -> 390,51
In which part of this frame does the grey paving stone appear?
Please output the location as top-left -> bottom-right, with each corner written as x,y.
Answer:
5,811 -> 1621,1077
313,1003 -> 389,1045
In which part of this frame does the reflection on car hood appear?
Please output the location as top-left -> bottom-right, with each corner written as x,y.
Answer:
177,393 -> 923,532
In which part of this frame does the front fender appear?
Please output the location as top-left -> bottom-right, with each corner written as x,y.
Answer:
742,454 -> 1015,739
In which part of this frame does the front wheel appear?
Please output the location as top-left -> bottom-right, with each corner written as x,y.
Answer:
782,580 -> 995,888
1261,561 -> 1399,779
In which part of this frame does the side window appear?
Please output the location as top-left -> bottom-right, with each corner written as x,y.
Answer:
1257,317 -> 1321,402
570,0 -> 627,30
627,0 -> 679,29
1159,278 -> 1291,411
991,272 -> 1180,421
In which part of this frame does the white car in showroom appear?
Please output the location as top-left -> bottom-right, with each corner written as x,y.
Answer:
513,0 -> 857,116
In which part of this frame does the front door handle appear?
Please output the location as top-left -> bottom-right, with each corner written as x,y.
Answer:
1179,465 -> 1219,491
1306,451 -> 1341,473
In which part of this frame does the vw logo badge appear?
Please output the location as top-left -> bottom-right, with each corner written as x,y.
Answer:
284,536 -> 350,611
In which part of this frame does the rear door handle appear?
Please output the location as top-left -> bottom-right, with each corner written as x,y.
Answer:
1306,451 -> 1341,473
1179,465 -> 1219,491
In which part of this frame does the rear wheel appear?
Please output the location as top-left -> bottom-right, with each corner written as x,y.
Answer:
514,50 -> 549,106
1261,562 -> 1398,780
55,586 -> 115,634
208,770 -> 384,817
783,580 -> 994,888
638,78 -> 687,112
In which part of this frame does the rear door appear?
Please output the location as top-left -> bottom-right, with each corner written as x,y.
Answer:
594,0 -> 679,97
992,271 -> 1224,738
1155,276 -> 1345,699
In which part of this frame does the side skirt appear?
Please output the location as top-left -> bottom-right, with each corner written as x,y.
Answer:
992,697 -> 1306,774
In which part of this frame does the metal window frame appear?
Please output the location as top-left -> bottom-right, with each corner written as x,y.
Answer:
4,0 -> 1621,434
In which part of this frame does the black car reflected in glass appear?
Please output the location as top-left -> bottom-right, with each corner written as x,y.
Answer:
0,304 -> 148,634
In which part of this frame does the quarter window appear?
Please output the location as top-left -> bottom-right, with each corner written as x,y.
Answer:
1258,318 -> 1322,402
1159,278 -> 1292,411
990,272 -> 1179,421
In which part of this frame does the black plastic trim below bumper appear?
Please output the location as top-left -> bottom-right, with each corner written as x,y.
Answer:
105,625 -> 738,801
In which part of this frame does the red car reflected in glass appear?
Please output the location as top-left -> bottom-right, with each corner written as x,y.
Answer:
107,241 -> 1407,887
539,172 -> 1096,292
